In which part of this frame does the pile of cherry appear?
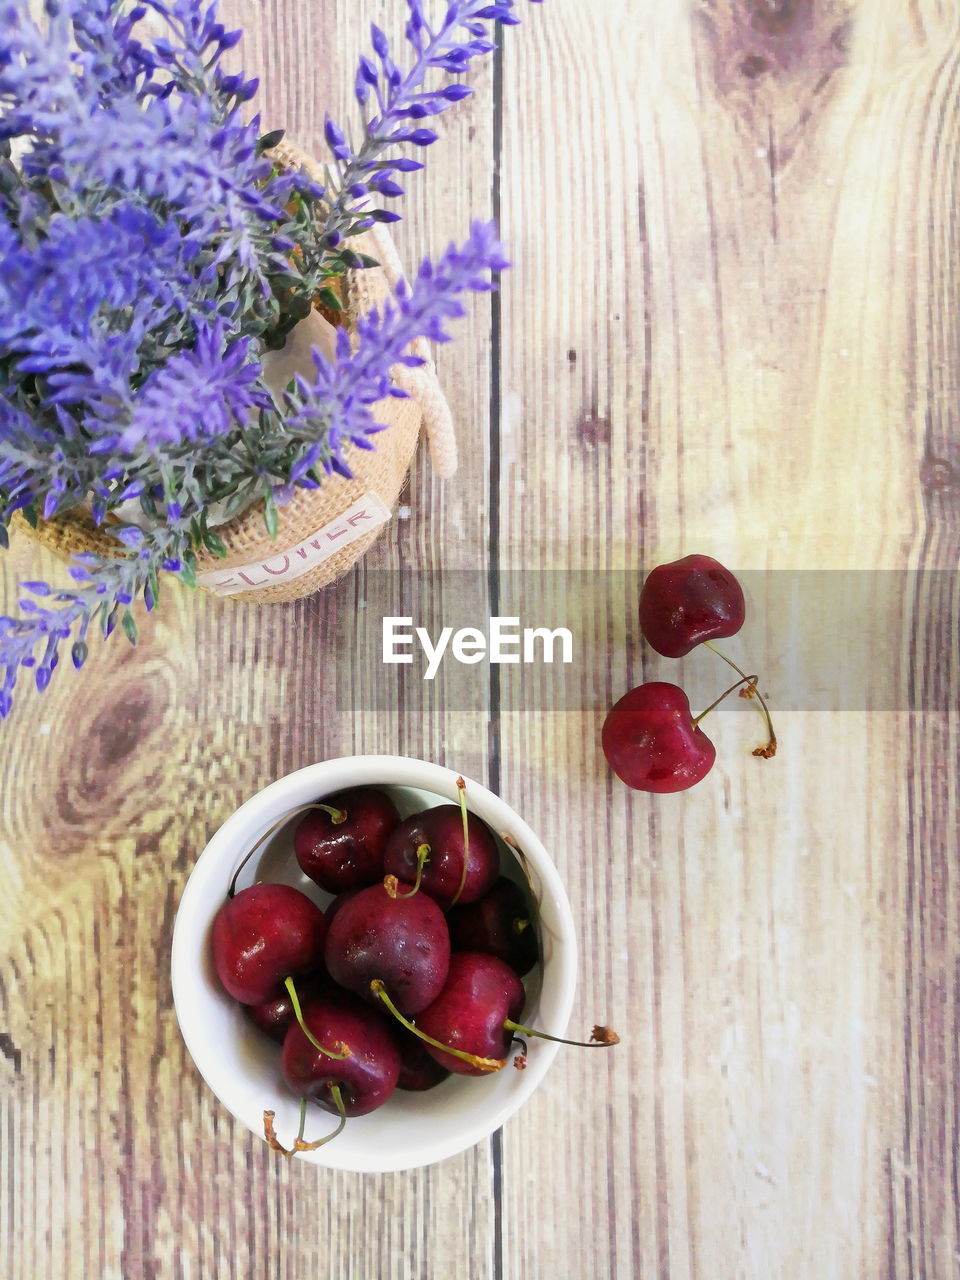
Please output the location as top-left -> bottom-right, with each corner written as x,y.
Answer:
211,781 -> 618,1156
602,555 -> 778,793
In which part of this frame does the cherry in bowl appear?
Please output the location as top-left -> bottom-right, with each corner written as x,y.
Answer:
171,756 -> 581,1173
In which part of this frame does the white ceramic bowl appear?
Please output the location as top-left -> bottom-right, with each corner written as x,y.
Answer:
171,755 -> 577,1172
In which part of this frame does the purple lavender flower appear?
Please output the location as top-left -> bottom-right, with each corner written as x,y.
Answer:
93,324 -> 271,455
0,0 -> 542,719
322,0 -> 543,241
2,0 -> 306,288
0,528 -> 185,714
284,220 -> 509,477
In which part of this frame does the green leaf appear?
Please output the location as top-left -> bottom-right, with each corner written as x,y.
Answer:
264,496 -> 279,540
201,527 -> 227,558
317,287 -> 343,312
179,559 -> 197,589
121,611 -> 138,646
223,490 -> 252,518
23,503 -> 38,529
258,128 -> 286,153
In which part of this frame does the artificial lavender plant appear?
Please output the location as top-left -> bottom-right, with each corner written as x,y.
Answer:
0,0 -> 540,716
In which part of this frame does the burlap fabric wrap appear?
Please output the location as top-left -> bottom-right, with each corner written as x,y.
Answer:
15,140 -> 456,604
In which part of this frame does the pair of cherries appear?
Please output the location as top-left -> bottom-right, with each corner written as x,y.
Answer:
211,782 -> 616,1155
602,555 -> 777,794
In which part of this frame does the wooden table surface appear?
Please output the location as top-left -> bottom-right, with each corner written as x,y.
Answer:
3,2 -> 960,1277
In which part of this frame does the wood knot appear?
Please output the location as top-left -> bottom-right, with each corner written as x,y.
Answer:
695,0 -> 853,154
48,678 -> 171,844
576,413 -> 612,447
919,455 -> 958,495
89,689 -> 157,769
748,0 -> 802,38
739,53 -> 771,79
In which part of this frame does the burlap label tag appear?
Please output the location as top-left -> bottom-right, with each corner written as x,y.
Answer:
196,492 -> 392,597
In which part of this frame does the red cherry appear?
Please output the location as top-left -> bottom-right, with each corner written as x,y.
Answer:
323,881 -> 451,1016
639,554 -> 745,657
211,883 -> 326,1005
602,681 -> 716,793
371,954 -> 620,1075
417,953 -> 526,1077
281,988 -> 401,1117
447,877 -> 539,977
294,788 -> 400,894
414,953 -> 620,1076
392,1029 -> 451,1092
382,804 -> 499,909
245,974 -> 330,1045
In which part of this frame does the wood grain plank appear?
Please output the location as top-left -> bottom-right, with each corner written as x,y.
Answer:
4,2 -> 960,1278
1,2 -> 500,1277
493,2 -> 958,1278
895,4 -> 960,1272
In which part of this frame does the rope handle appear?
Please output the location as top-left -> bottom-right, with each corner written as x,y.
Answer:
368,221 -> 459,479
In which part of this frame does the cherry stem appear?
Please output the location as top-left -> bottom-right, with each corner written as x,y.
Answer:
314,803 -> 348,825
385,844 -> 430,898
703,640 -> 778,758
369,979 -> 505,1074
448,776 -> 470,909
284,976 -> 350,1060
263,1086 -> 347,1157
692,675 -> 758,726
227,801 -> 348,898
513,917 -> 531,935
503,1019 -> 620,1049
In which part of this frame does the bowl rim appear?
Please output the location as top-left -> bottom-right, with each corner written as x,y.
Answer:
171,754 -> 578,1172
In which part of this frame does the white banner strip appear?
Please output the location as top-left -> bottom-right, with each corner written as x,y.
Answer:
197,491 -> 392,597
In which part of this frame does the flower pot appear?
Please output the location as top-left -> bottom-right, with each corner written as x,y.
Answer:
14,140 -> 455,604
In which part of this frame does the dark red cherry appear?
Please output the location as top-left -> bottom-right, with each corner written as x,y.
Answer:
602,681 -> 716,793
393,1030 -> 451,1092
294,787 -> 400,894
639,554 -> 745,657
382,805 -> 499,909
324,891 -> 358,930
324,881 -> 451,1016
281,989 -> 400,1117
447,877 -> 539,977
245,974 -> 330,1045
211,883 -> 326,1005
418,952 -> 526,1077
